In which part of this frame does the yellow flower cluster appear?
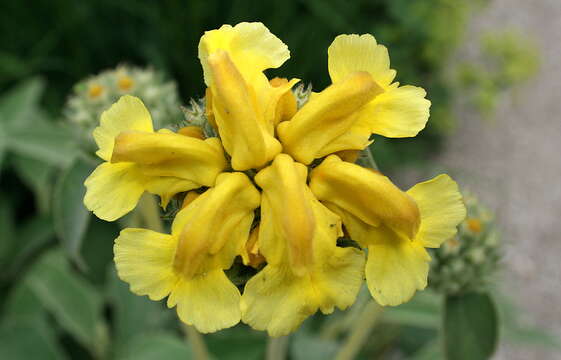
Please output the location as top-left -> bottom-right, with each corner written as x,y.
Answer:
84,22 -> 466,336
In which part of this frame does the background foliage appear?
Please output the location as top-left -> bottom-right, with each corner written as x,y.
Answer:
0,0 -> 552,359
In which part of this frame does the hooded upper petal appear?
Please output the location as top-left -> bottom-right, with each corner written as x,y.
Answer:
171,172 -> 260,278
199,22 -> 289,87
254,154 -> 316,275
116,172 -> 260,333
242,154 -> 365,336
309,155 -> 420,238
111,131 -> 227,186
277,72 -> 382,164
199,22 -> 295,170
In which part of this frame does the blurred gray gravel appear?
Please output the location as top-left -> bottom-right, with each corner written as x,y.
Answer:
436,0 -> 561,358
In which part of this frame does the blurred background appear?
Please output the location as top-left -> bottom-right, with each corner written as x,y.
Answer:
0,0 -> 559,359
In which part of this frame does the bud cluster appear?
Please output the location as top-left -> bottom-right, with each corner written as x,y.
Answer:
64,65 -> 182,132
429,193 -> 501,295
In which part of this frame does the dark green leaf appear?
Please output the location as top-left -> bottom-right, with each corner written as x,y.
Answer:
25,250 -> 107,358
115,332 -> 193,360
81,218 -> 120,285
443,292 -> 498,360
0,193 -> 15,270
53,157 -> 95,267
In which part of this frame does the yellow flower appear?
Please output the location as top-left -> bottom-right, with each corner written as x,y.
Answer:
84,95 -> 227,221
241,154 -> 365,336
83,22 -> 465,336
278,34 -> 431,164
310,155 -> 466,306
114,172 -> 260,333
199,22 -> 299,170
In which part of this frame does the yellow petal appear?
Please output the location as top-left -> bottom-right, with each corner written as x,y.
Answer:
407,174 -> 466,248
363,225 -> 430,306
144,177 -> 200,209
360,85 -> 431,138
269,77 -> 299,126
171,172 -> 260,279
111,131 -> 226,186
241,250 -> 364,337
310,155 -> 420,238
84,162 -> 145,221
277,72 -> 382,164
241,204 -> 364,336
206,51 -> 282,170
93,95 -> 153,161
114,228 -> 179,301
255,154 -> 315,275
199,22 -> 289,87
242,166 -> 365,336
167,269 -> 241,333
328,34 -> 396,89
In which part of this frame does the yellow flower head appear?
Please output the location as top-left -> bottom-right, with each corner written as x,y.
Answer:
83,22 -> 466,336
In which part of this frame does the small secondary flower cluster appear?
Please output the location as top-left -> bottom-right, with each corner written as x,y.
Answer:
429,193 -> 500,295
64,65 -> 182,131
83,22 -> 466,336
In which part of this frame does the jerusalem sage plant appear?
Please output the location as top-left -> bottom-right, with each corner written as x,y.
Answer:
83,22 -> 466,337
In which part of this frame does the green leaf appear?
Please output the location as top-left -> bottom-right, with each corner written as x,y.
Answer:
0,317 -> 68,360
25,250 -> 107,358
0,77 -> 44,127
443,292 -> 499,360
115,332 -> 193,360
107,266 -> 173,350
5,215 -> 55,278
7,120 -> 78,166
81,218 -> 120,285
206,325 -> 266,360
382,290 -> 441,328
11,155 -> 56,213
53,157 -> 96,267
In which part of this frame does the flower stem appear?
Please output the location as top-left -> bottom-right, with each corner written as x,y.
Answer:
138,194 -> 164,232
266,336 -> 289,360
183,324 -> 211,360
139,196 -> 211,360
334,301 -> 383,360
